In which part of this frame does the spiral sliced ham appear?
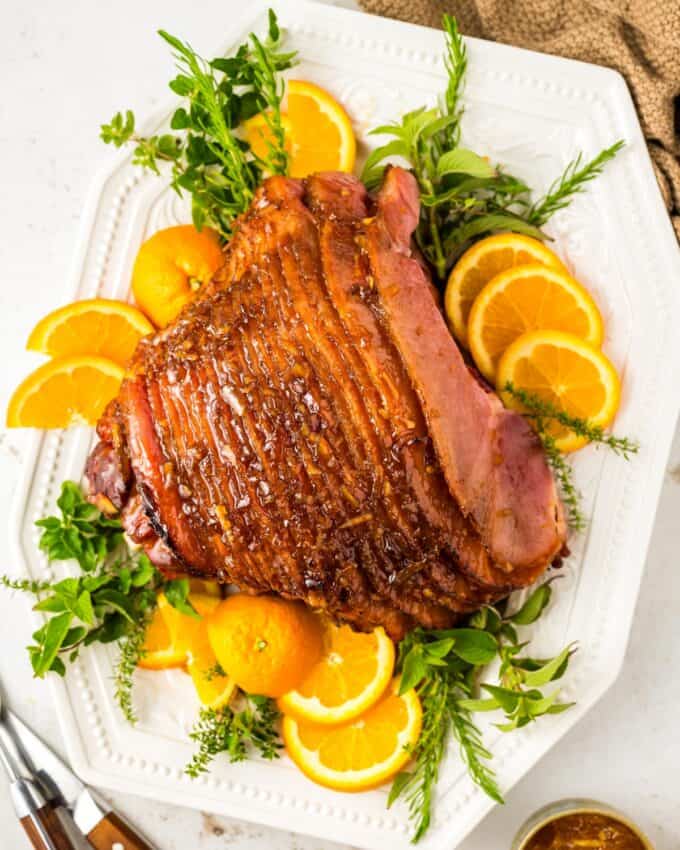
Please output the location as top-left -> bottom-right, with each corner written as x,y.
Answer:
86,166 -> 565,639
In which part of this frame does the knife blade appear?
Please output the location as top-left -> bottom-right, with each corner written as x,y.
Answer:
7,710 -> 156,850
0,703 -> 84,850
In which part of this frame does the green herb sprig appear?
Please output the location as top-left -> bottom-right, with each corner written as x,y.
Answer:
528,141 -> 625,225
185,695 -> 282,778
2,482 -> 199,720
100,10 -> 297,238
390,584 -> 573,842
361,14 -> 623,281
502,382 -> 639,529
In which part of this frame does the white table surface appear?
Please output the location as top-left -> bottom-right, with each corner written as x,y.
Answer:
1,1 -> 678,848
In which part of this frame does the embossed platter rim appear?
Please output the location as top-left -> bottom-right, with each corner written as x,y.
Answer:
10,1 -> 680,848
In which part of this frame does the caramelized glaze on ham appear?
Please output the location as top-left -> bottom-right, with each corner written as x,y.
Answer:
86,167 -> 565,639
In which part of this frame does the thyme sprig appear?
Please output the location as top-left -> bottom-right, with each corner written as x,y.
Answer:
502,382 -> 639,529
100,10 -> 297,238
114,617 -> 151,725
362,14 -> 623,282
390,585 -> 573,842
185,695 -> 282,778
503,382 -> 639,457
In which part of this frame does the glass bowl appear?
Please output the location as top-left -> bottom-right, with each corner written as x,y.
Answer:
511,798 -> 654,850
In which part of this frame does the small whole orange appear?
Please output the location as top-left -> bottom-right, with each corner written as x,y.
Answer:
207,595 -> 324,698
131,224 -> 223,328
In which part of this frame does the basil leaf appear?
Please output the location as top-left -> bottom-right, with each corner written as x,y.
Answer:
164,578 -> 200,619
522,645 -> 575,687
511,582 -> 553,625
436,148 -> 495,179
448,629 -> 497,665
31,612 -> 73,678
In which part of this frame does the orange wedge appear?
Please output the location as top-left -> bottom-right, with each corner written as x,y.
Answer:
445,234 -> 566,347
132,225 -> 224,328
138,606 -> 186,670
278,623 -> 394,725
186,626 -> 237,710
468,264 -> 604,383
6,356 -> 124,429
497,329 -> 621,453
245,79 -> 356,178
157,592 -> 222,657
26,299 -> 153,366
282,678 -> 421,792
148,591 -> 234,707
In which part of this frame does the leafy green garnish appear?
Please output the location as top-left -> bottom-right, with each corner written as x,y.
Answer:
502,382 -> 639,530
1,482 -> 208,719
35,480 -> 123,572
185,695 -> 282,777
362,14 -> 623,281
100,10 -> 297,239
389,585 -> 574,842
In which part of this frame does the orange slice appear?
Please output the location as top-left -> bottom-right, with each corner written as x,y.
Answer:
132,225 -> 224,328
6,356 -> 124,429
497,329 -> 621,453
282,679 -> 421,791
445,234 -> 566,347
26,299 -> 153,366
245,80 -> 356,178
468,264 -> 604,383
278,623 -> 394,725
138,607 -> 186,670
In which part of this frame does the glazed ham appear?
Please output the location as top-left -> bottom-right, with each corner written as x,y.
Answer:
86,167 -> 565,639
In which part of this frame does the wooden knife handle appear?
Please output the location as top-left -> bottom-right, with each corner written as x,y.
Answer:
20,804 -> 79,850
87,811 -> 155,850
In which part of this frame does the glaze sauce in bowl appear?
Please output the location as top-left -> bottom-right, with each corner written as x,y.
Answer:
524,811 -> 648,850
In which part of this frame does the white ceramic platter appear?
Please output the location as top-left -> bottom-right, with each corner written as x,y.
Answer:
11,1 -> 680,848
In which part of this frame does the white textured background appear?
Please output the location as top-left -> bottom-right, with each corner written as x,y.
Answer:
0,1 -> 678,848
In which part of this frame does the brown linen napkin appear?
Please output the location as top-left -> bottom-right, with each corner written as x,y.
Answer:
358,0 -> 680,241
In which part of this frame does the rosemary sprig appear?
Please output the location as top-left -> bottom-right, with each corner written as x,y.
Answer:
390,591 -> 572,842
528,141 -> 626,225
101,10 -> 297,238
362,14 -> 623,282
185,695 -> 282,778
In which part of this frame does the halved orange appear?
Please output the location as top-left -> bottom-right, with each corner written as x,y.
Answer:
468,264 -> 604,383
278,623 -> 394,725
26,299 -> 153,366
6,356 -> 125,429
244,80 -> 356,178
282,678 -> 421,792
445,234 -> 566,347
132,225 -> 224,328
497,329 -> 621,453
138,606 -> 186,670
